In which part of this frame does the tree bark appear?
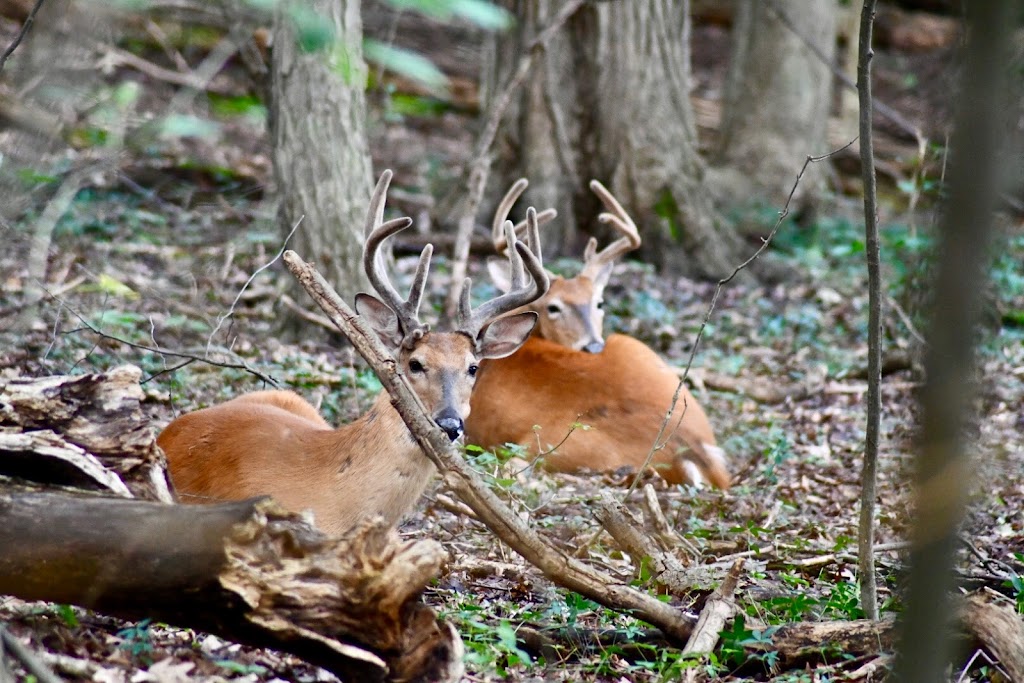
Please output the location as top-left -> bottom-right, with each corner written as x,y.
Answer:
271,0 -> 373,305
712,0 -> 838,213
856,0 -> 880,622
0,492 -> 462,683
485,0 -> 746,279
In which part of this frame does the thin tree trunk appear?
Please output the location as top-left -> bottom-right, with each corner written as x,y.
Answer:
894,3 -> 1014,681
856,0 -> 880,622
271,0 -> 373,306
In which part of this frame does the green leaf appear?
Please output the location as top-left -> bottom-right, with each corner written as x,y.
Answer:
364,40 -> 448,94
288,4 -> 335,52
95,274 -> 139,300
449,0 -> 513,29
158,114 -> 220,141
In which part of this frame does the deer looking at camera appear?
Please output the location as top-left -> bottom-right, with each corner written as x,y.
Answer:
464,180 -> 730,489
158,171 -> 549,535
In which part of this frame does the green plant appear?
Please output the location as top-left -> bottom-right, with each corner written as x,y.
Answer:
116,618 -> 154,665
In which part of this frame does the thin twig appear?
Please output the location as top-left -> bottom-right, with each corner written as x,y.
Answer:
47,292 -> 279,386
206,216 -> 302,354
0,628 -> 61,683
623,139 -> 857,501
0,0 -> 47,74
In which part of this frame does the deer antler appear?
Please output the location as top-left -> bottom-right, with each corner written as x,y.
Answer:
362,170 -> 430,346
580,180 -> 641,281
458,206 -> 548,339
491,178 -> 558,254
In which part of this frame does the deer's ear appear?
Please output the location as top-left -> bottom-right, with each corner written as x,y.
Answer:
476,312 -> 536,360
355,293 -> 403,351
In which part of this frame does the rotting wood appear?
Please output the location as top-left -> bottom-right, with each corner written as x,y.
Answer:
284,250 -> 698,644
0,492 -> 463,683
958,591 -> 1024,682
745,617 -> 896,669
682,558 -> 744,656
0,365 -> 172,502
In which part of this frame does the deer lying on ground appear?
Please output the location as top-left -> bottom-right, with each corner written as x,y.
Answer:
158,171 -> 549,535
464,180 -> 730,489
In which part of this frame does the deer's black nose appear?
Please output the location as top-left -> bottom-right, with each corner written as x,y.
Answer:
582,340 -> 605,354
436,412 -> 464,441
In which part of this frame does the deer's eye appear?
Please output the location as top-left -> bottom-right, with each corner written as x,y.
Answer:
546,303 -> 562,316
468,364 -> 479,377
408,359 -> 425,374
596,300 -> 605,310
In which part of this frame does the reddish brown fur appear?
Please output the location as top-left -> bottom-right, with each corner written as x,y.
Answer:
465,334 -> 730,489
159,331 -> 482,536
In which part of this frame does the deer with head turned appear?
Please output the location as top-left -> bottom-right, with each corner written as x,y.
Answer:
464,180 -> 730,489
158,171 -> 549,536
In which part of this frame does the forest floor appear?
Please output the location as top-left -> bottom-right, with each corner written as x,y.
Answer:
1,3 -> 1023,682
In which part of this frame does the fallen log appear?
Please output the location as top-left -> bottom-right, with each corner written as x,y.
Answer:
0,364 -> 172,502
0,491 -> 462,683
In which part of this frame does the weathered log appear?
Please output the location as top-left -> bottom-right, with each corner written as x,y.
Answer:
0,365 -> 171,501
682,559 -> 744,656
746,617 -> 897,668
959,592 -> 1024,682
0,491 -> 462,683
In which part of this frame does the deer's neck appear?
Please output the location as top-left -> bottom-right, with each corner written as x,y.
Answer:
317,391 -> 436,534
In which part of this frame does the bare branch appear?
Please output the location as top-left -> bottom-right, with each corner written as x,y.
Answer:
0,0 -> 47,74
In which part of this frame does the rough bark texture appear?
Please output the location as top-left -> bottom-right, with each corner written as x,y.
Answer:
0,365 -> 172,502
271,0 -> 373,305
485,0 -> 745,279
712,0 -> 837,213
959,592 -> 1024,683
0,493 -> 462,683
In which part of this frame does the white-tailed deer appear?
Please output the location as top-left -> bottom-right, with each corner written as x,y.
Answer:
158,171 -> 549,535
465,180 -> 730,489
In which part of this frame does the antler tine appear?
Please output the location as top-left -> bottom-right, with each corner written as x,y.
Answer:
491,178 -> 528,250
361,170 -> 428,342
492,179 -> 558,254
460,208 -> 549,338
581,179 -> 641,277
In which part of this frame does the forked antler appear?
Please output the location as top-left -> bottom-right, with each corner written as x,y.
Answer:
457,206 -> 548,339
491,178 -> 558,254
362,170 -> 430,346
579,180 -> 641,281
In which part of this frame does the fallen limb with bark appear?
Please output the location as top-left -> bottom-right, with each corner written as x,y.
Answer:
0,492 -> 462,683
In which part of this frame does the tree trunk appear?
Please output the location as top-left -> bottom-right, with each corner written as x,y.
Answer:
712,0 -> 837,215
485,0 -> 746,279
271,0 -> 373,305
